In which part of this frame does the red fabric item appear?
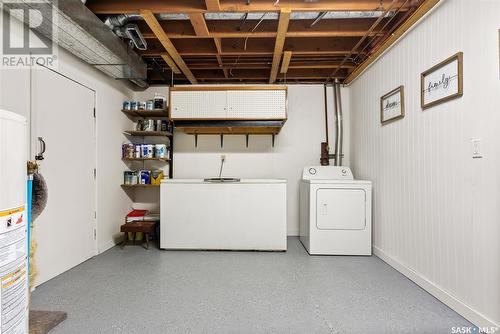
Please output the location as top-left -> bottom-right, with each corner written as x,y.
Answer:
126,209 -> 149,218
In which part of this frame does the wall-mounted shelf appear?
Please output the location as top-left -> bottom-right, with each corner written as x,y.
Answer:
174,120 -> 285,136
121,109 -> 168,118
122,157 -> 170,162
124,131 -> 172,137
121,184 -> 160,188
179,126 -> 283,135
173,120 -> 284,148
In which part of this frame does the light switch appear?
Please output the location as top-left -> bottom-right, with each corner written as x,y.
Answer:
471,138 -> 483,159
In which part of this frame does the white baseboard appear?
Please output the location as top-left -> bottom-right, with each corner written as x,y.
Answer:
98,239 -> 118,254
373,246 -> 499,329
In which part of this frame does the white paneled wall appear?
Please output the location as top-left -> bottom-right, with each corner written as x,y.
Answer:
349,0 -> 499,328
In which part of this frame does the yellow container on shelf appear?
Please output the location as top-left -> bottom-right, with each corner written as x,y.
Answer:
150,170 -> 164,186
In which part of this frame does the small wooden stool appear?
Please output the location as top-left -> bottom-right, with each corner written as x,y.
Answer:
120,221 -> 159,250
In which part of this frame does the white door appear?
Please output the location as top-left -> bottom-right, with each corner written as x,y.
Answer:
32,66 -> 96,286
316,188 -> 366,230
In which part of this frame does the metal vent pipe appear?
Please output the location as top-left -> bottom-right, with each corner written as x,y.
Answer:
333,79 -> 344,166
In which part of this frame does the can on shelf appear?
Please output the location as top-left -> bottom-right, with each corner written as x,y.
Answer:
143,119 -> 155,132
161,120 -> 168,132
124,171 -> 133,185
154,144 -> 167,158
156,120 -> 162,132
130,171 -> 139,185
140,170 -> 150,185
122,143 -> 134,158
123,101 -> 130,110
134,144 -> 142,158
150,170 -> 164,185
142,144 -> 154,158
130,101 -> 138,110
138,101 -> 146,110
135,120 -> 143,131
146,100 -> 154,110
154,94 -> 165,109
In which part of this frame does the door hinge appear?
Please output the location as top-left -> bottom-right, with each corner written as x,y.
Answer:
94,211 -> 97,219
93,228 -> 96,240
93,107 -> 96,118
93,168 -> 96,179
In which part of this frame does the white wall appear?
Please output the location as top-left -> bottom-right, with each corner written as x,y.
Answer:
135,84 -> 348,235
0,12 -> 135,253
348,0 -> 500,327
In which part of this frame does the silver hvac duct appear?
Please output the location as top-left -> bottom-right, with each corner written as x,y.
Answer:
104,14 -> 148,51
333,80 -> 344,166
2,0 -> 148,88
104,14 -> 144,28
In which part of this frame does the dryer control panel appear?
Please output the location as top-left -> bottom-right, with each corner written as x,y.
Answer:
302,166 -> 354,180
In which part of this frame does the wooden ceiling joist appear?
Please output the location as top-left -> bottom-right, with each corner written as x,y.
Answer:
85,0 -> 430,84
345,0 -> 440,84
149,69 -> 348,81
269,9 -> 291,84
280,51 -> 292,74
205,0 -> 221,11
142,50 -> 364,57
213,38 -> 223,54
213,38 -> 229,78
188,14 -> 228,79
161,54 -> 181,74
140,36 -> 365,57
149,68 -> 349,81
140,9 -> 197,84
189,13 -> 210,37
183,61 -> 356,70
138,18 -> 391,40
219,0 -> 411,13
87,0 -> 413,14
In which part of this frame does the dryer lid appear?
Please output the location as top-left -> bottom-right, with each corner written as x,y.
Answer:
302,166 -> 354,180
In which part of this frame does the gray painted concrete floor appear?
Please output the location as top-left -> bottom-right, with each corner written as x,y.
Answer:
31,237 -> 470,334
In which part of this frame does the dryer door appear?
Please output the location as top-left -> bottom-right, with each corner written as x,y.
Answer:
316,188 -> 366,230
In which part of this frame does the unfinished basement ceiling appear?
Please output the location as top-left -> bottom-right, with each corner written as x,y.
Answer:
84,0 -> 428,85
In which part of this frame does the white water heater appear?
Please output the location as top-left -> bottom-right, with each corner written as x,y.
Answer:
0,110 -> 29,333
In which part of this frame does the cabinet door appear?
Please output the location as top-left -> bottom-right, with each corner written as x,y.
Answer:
171,90 -> 227,119
226,90 -> 287,119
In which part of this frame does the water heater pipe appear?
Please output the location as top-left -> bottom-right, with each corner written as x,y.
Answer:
323,84 -> 329,145
333,79 -> 344,166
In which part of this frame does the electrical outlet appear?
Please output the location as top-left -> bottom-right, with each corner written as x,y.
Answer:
471,138 -> 483,159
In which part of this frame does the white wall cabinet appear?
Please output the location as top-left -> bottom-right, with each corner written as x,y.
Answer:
226,89 -> 286,119
171,90 -> 227,119
170,87 -> 287,120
